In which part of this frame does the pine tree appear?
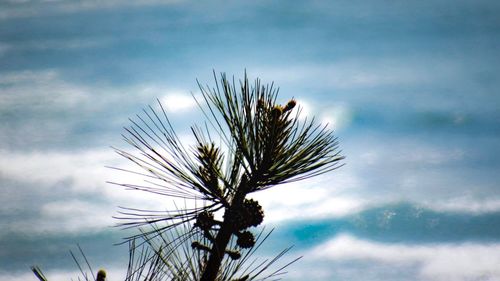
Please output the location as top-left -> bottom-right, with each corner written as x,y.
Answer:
112,72 -> 344,281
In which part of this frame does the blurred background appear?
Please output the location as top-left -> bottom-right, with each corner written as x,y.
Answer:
1,1 -> 500,280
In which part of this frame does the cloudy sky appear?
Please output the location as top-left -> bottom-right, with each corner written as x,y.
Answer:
1,1 -> 500,280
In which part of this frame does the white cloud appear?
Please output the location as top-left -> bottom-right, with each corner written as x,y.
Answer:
423,197 -> 500,214
0,148 -> 124,235
0,70 -> 90,109
310,234 -> 500,281
0,69 -> 201,149
320,103 -> 353,131
251,173 -> 365,223
0,149 -> 115,193
7,199 -> 115,234
254,58 -> 456,89
160,91 -> 198,113
332,132 -> 500,214
390,143 -> 465,166
0,147 -> 194,235
0,37 -> 115,54
0,69 -> 58,84
0,144 -> 199,199
286,98 -> 352,131
0,69 -> 199,118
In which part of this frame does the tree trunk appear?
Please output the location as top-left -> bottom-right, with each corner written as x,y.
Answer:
199,215 -> 233,281
200,187 -> 247,281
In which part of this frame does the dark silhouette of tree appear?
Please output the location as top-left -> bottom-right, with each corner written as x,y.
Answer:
111,72 -> 344,281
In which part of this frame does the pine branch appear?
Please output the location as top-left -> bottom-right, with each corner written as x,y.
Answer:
113,71 -> 344,281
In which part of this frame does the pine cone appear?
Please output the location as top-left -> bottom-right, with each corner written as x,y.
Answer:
225,199 -> 264,231
194,211 -> 215,231
226,250 -> 241,260
236,231 -> 255,248
243,199 -> 264,227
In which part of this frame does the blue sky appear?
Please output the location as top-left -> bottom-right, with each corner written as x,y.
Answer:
1,1 -> 500,280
